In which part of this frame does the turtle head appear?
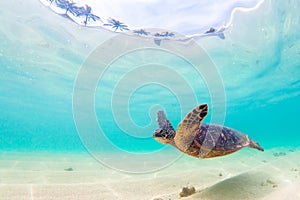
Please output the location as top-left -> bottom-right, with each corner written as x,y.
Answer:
153,110 -> 176,144
153,128 -> 175,144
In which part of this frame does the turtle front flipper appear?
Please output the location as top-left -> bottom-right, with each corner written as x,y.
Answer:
174,104 -> 208,153
157,110 -> 174,131
153,111 -> 176,144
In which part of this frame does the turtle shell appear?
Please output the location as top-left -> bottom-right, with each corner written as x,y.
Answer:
187,124 -> 250,158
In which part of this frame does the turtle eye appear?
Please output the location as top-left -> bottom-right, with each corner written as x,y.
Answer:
159,129 -> 164,134
153,128 -> 163,137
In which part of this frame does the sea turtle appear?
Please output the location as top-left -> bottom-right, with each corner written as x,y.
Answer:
153,104 -> 264,158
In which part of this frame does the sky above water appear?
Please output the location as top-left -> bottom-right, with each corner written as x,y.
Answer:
43,0 -> 263,34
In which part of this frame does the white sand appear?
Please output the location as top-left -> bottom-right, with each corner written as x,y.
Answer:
0,148 -> 299,200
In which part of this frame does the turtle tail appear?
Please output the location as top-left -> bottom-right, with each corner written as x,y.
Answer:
249,139 -> 264,151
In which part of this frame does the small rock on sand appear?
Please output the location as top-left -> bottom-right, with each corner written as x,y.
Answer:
266,179 -> 275,185
180,186 -> 196,197
260,179 -> 278,188
64,167 -> 74,171
273,152 -> 286,157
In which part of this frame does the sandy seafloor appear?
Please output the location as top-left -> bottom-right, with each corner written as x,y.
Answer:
1,148 -> 299,200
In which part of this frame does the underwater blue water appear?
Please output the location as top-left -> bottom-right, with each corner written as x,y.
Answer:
0,0 -> 300,154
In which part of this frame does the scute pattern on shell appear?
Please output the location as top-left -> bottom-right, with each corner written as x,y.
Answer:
191,124 -> 249,158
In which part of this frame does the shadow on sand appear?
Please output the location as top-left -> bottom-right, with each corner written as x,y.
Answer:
189,171 -> 275,200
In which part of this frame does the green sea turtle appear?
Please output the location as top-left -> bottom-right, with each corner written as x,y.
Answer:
153,104 -> 264,158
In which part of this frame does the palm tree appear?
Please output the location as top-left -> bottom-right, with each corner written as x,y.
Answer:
133,29 -> 149,36
104,18 -> 129,32
55,0 -> 78,15
154,32 -> 175,37
76,5 -> 101,26
48,0 -> 55,5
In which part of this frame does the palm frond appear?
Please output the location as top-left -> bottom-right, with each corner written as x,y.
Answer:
104,18 -> 129,31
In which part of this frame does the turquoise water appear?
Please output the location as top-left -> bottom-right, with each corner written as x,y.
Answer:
1,0 -> 300,156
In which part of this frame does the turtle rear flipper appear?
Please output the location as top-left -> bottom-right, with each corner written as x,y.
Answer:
249,139 -> 264,151
174,104 -> 208,153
